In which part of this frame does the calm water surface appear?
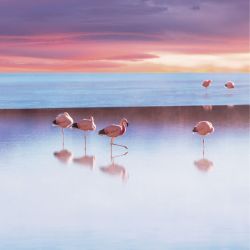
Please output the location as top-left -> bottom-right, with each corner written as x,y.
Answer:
0,73 -> 249,108
0,106 -> 249,249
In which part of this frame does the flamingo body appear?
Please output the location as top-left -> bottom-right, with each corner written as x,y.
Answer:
72,116 -> 96,131
193,121 -> 214,136
225,81 -> 235,89
53,112 -> 73,128
202,80 -> 212,88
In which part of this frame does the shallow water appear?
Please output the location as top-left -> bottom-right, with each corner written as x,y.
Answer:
0,73 -> 249,108
0,106 -> 249,249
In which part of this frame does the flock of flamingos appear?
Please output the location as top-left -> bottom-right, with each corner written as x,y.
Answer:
52,79 -> 235,176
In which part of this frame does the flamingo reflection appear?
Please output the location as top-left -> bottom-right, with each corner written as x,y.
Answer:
73,137 -> 95,169
54,149 -> 73,164
194,158 -> 214,172
100,151 -> 128,181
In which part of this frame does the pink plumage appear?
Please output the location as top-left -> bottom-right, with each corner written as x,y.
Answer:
72,116 -> 96,131
193,121 -> 214,136
225,81 -> 235,89
99,118 -> 129,149
202,80 -> 212,88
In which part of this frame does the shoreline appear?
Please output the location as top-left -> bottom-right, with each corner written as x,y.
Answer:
0,104 -> 249,111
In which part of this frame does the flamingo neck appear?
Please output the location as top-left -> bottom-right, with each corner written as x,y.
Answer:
120,124 -> 126,135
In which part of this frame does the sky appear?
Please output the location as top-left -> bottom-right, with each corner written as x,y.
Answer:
0,0 -> 249,72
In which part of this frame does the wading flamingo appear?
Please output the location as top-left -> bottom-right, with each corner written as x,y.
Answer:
53,112 -> 74,148
225,81 -> 235,89
72,116 -> 96,152
193,121 -> 214,157
98,118 -> 129,149
202,80 -> 212,89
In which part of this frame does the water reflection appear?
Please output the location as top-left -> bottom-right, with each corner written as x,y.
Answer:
54,149 -> 73,164
73,136 -> 95,169
194,158 -> 214,172
100,151 -> 128,181
203,105 -> 213,111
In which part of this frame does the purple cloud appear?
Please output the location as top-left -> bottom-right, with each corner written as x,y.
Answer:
0,0 -> 248,41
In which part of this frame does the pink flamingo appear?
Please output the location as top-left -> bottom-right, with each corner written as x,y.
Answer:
225,81 -> 235,89
53,112 -> 74,148
193,121 -> 214,156
98,118 -> 129,149
72,116 -> 96,151
202,80 -> 212,88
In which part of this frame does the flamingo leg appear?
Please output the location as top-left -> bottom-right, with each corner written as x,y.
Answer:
112,143 -> 128,150
202,138 -> 205,158
112,151 -> 128,159
61,128 -> 65,149
84,133 -> 87,156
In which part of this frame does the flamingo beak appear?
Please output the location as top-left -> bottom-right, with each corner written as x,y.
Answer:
192,127 -> 197,132
126,122 -> 129,127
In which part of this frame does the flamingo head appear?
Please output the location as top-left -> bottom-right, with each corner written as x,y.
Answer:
120,118 -> 129,127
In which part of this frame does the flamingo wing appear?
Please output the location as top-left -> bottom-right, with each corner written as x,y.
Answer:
104,124 -> 122,137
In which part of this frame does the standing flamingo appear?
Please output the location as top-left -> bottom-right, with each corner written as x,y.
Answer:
98,118 -> 129,149
193,121 -> 214,157
202,80 -> 212,89
225,81 -> 235,89
52,112 -> 74,148
72,116 -> 96,152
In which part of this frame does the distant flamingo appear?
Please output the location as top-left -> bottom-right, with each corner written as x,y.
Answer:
53,112 -> 74,148
98,118 -> 129,149
202,80 -> 212,88
72,116 -> 96,152
225,81 -> 235,89
193,121 -> 214,157
203,105 -> 213,111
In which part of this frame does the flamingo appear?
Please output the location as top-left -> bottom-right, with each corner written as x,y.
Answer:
72,116 -> 96,152
52,112 -> 74,148
193,121 -> 214,157
225,81 -> 235,89
202,80 -> 212,88
203,105 -> 213,111
98,118 -> 129,149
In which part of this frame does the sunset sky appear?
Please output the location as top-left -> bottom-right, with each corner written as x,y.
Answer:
0,0 -> 249,72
